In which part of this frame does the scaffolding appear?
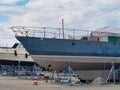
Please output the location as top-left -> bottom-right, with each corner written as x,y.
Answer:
17,62 -> 42,80
0,61 -> 41,79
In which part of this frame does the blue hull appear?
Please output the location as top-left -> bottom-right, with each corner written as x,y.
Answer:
16,36 -> 120,57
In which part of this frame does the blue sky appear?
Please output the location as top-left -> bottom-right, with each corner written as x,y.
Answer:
0,0 -> 29,6
15,0 -> 29,6
0,15 -> 9,22
0,0 -> 120,46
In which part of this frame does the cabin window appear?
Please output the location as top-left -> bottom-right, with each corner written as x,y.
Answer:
72,43 -> 76,46
18,44 -> 24,48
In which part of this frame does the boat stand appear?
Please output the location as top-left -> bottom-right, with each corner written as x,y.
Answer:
32,63 -> 42,78
68,63 -> 74,85
17,61 -> 21,79
11,61 -> 15,76
0,64 -> 3,75
51,64 -> 81,86
32,63 -> 36,77
32,62 -> 38,78
106,63 -> 116,84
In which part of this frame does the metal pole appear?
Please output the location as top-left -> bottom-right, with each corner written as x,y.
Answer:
68,64 -> 72,85
11,61 -> 14,76
33,63 -> 36,77
0,64 -> 2,74
43,27 -> 46,38
18,61 -> 21,79
56,71 -> 60,82
112,63 -> 116,84
73,29 -> 75,39
62,18 -> 64,39
51,71 -> 54,82
59,28 -> 61,39
106,65 -> 114,83
106,63 -> 116,84
1,65 -> 4,75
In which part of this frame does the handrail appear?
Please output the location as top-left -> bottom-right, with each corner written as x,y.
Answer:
10,26 -> 92,39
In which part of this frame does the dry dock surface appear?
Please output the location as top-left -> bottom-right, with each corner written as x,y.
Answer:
0,76 -> 120,90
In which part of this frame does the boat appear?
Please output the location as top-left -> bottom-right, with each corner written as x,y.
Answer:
10,26 -> 120,80
0,43 -> 34,65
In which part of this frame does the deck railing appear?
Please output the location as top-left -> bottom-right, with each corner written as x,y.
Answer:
10,26 -> 92,39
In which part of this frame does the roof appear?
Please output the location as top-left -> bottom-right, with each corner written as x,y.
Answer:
91,27 -> 120,37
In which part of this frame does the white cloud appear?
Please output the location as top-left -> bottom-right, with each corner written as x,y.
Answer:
0,0 -> 20,4
1,0 -> 120,28
0,26 -> 17,47
24,0 -> 120,28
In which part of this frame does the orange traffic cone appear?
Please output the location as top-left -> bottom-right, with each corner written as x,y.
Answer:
33,77 -> 38,85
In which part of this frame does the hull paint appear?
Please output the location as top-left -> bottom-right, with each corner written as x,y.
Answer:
32,55 -> 120,70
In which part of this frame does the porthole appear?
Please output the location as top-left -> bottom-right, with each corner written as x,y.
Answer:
72,42 -> 76,46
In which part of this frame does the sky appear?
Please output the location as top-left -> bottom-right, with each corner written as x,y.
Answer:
0,0 -> 120,46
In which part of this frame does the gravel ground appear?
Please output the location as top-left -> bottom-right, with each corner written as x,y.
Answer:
0,76 -> 120,90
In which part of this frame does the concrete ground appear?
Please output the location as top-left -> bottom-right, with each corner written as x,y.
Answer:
0,76 -> 120,90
